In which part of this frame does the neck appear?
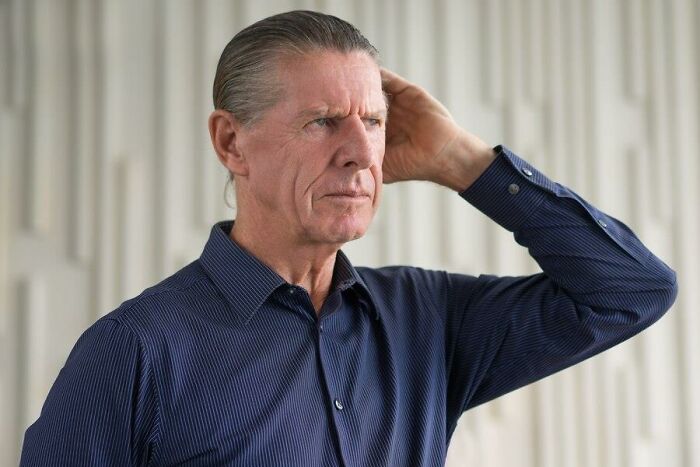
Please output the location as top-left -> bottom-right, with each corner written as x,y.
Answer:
230,216 -> 340,314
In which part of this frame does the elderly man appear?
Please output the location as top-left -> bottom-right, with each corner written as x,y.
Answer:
21,10 -> 677,467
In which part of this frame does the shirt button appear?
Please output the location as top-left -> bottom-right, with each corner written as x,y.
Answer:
508,183 -> 520,194
288,287 -> 296,295
319,323 -> 324,332
334,399 -> 344,410
598,219 -> 608,228
522,167 -> 533,177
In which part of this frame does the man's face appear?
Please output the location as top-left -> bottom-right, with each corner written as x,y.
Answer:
235,50 -> 386,246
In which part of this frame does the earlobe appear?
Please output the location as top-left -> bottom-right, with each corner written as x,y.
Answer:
208,109 -> 249,177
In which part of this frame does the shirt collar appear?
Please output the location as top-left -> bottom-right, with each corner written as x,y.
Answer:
199,220 -> 379,325
332,244 -> 380,321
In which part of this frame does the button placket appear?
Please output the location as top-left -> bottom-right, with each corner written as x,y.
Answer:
316,319 -> 342,416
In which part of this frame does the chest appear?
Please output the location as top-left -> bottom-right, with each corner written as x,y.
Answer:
151,304 -> 445,466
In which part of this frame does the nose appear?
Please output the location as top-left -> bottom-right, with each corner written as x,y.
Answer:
333,116 -> 377,170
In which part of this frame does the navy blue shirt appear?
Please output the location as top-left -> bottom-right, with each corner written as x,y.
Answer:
20,146 -> 678,466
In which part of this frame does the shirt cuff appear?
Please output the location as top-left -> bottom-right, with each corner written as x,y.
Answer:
458,145 -> 557,231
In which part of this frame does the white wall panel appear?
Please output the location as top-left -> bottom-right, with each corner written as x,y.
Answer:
1,1 -> 697,466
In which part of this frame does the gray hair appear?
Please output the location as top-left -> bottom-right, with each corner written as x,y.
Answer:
212,10 -> 380,127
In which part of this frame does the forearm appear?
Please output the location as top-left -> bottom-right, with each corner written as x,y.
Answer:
460,145 -> 677,313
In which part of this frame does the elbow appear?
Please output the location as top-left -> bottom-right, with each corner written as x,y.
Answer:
660,270 -> 679,313
643,267 -> 678,325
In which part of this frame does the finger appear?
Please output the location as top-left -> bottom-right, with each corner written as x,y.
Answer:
380,67 -> 413,95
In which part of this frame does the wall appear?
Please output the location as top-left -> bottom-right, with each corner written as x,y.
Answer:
1,0 -> 698,465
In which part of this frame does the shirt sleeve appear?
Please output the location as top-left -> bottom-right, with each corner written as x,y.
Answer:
443,145 -> 678,432
19,317 -> 160,467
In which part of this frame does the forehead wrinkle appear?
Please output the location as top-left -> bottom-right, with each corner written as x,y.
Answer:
280,56 -> 386,122
296,100 -> 386,121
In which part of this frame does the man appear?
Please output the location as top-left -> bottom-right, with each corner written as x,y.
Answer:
20,10 -> 677,467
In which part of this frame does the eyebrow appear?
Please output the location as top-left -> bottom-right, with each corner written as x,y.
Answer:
295,105 -> 388,122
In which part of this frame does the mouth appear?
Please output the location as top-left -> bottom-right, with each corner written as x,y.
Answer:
324,191 -> 371,203
325,194 -> 370,201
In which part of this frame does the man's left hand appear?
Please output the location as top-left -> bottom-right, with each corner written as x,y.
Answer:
380,67 -> 496,191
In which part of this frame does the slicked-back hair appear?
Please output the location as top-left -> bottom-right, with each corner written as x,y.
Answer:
212,10 -> 379,127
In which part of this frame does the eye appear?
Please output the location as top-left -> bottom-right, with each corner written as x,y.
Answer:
311,118 -> 330,127
365,118 -> 382,127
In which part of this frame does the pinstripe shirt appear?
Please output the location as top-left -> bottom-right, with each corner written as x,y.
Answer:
20,145 -> 678,466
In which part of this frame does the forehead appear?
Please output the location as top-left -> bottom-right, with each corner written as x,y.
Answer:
274,50 -> 386,115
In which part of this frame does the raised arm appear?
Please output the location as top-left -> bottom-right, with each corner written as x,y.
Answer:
444,145 -> 677,420
380,68 -> 678,436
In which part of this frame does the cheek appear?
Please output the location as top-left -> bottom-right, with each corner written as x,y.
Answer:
371,170 -> 383,204
372,141 -> 385,182
251,163 -> 288,202
248,140 -> 298,193
293,147 -> 333,196
373,134 -> 385,163
241,160 -> 296,214
372,165 -> 383,186
290,167 -> 322,213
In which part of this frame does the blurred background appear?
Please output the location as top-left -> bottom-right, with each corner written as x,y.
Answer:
1,0 -> 698,466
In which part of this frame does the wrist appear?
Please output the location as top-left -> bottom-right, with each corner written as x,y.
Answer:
431,131 -> 497,191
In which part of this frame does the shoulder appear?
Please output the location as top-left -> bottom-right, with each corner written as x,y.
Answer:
355,264 -> 450,318
99,259 -> 221,343
356,264 -> 447,291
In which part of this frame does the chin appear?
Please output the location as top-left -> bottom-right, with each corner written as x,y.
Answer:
326,224 -> 368,244
310,216 -> 372,244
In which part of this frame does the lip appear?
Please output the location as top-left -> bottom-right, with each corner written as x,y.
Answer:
325,189 -> 370,197
327,193 -> 369,197
324,192 -> 370,201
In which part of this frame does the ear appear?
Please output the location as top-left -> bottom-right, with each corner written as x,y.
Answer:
208,109 -> 249,177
